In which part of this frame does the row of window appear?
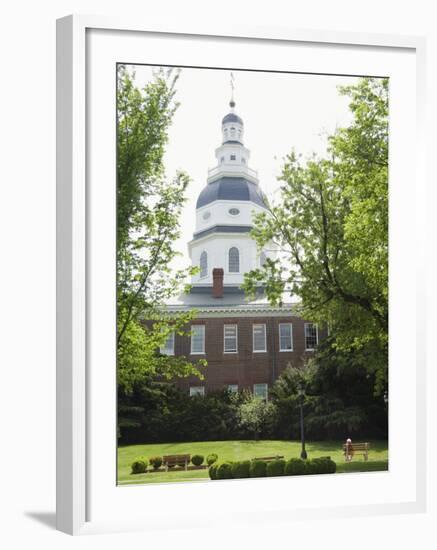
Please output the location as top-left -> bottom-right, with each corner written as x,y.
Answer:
190,383 -> 268,400
223,126 -> 242,140
160,322 -> 318,355
220,154 -> 246,163
199,248 -> 266,278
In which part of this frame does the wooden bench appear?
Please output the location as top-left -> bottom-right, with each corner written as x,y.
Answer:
343,442 -> 370,462
254,455 -> 284,462
163,454 -> 191,471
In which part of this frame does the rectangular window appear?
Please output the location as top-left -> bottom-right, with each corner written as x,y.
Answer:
305,323 -> 318,351
189,386 -> 205,397
279,323 -> 293,351
253,383 -> 268,401
227,384 -> 238,393
253,323 -> 267,352
160,331 -> 175,355
224,324 -> 238,353
191,325 -> 205,354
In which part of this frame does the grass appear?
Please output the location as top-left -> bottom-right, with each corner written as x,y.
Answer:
118,439 -> 388,485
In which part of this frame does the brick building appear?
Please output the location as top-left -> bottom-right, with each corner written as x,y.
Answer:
161,93 -> 322,399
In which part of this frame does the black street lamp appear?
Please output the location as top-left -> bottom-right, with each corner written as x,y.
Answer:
297,382 -> 307,460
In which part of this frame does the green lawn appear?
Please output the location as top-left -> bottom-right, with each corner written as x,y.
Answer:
118,440 -> 388,485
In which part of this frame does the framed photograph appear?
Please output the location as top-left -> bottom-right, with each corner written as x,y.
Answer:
56,15 -> 426,535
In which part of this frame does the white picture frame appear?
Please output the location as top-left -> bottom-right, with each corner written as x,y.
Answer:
56,14 -> 427,535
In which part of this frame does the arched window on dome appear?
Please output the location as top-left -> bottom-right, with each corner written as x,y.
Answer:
200,251 -> 208,278
228,247 -> 240,273
230,127 -> 236,138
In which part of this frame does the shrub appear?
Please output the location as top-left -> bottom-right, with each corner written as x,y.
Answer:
250,460 -> 267,478
207,453 -> 218,466
309,457 -> 336,474
191,454 -> 204,467
231,460 -> 251,479
267,459 -> 286,477
284,458 -> 306,476
216,462 -> 233,480
131,458 -> 147,474
305,459 -> 320,475
324,458 -> 336,474
209,463 -> 219,480
148,456 -> 162,470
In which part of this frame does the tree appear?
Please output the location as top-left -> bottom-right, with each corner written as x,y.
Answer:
116,67 -> 204,393
270,341 -> 388,440
237,392 -> 276,440
244,78 -> 388,392
269,362 -> 315,440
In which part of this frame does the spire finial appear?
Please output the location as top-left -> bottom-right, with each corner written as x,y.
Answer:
229,71 -> 235,109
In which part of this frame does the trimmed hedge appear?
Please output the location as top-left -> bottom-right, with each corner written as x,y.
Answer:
231,460 -> 251,479
310,456 -> 336,474
149,456 -> 162,470
209,457 -> 336,480
284,458 -> 307,476
216,462 -> 233,480
191,454 -> 204,466
208,463 -> 219,480
266,459 -> 286,477
131,458 -> 148,474
206,453 -> 218,466
250,460 -> 267,478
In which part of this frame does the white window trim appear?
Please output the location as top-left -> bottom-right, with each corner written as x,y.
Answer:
199,250 -> 208,279
253,383 -> 268,400
227,246 -> 241,274
224,324 -> 238,354
304,322 -> 319,351
252,323 -> 267,353
189,386 -> 205,397
160,331 -> 175,356
190,324 -> 205,355
279,323 -> 293,352
227,384 -> 238,393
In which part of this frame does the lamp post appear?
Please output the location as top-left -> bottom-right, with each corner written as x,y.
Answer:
297,383 -> 307,460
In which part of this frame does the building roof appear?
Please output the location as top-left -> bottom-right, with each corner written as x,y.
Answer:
162,287 -> 300,316
196,177 -> 268,209
191,224 -> 252,241
222,112 -> 243,125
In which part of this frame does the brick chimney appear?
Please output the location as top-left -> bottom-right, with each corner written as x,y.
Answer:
212,268 -> 224,298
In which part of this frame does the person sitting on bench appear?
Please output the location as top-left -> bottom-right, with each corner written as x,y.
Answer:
345,438 -> 354,462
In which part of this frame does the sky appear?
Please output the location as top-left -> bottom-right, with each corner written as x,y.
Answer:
126,65 -> 361,271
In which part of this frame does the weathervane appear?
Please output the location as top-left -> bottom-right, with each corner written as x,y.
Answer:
230,71 -> 236,109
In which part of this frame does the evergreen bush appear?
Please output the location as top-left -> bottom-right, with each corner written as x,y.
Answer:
250,460 -> 267,478
148,456 -> 162,470
208,463 -> 219,480
231,460 -> 251,479
266,459 -> 286,477
216,462 -> 233,480
206,453 -> 218,466
284,458 -> 306,476
131,458 -> 148,474
191,454 -> 204,466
